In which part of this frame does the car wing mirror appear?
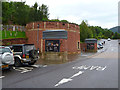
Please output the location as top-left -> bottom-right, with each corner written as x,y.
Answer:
11,50 -> 14,53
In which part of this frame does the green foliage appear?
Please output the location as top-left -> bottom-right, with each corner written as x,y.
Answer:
80,21 -> 88,42
112,32 -> 120,39
60,20 -> 69,23
49,19 -> 60,22
1,30 -> 26,40
80,20 -> 93,42
2,2 -> 49,25
80,20 -> 120,42
49,19 -> 69,23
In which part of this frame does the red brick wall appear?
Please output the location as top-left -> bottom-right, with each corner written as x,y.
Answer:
26,30 -> 43,49
26,21 -> 80,53
2,38 -> 27,45
94,43 -> 97,51
26,21 -> 80,31
80,43 -> 97,52
80,43 -> 87,52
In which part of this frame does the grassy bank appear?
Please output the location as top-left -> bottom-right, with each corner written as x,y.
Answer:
0,30 -> 26,40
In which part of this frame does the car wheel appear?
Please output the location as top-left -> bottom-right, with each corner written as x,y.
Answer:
8,65 -> 13,70
14,58 -> 22,67
29,50 -> 38,59
29,61 -> 36,65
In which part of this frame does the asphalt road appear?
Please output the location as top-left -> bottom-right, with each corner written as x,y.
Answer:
2,40 -> 118,88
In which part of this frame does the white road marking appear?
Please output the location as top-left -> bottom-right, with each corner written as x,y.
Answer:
55,71 -> 84,87
81,55 -> 88,56
43,65 -> 47,67
23,67 -> 33,70
90,66 -> 99,70
13,67 -> 34,73
31,65 -> 47,68
55,78 -> 73,87
21,70 -> 32,74
13,67 -> 16,70
73,65 -> 107,71
73,65 -> 90,70
0,76 -> 5,79
13,64 -> 46,74
96,66 -> 106,71
31,65 -> 41,68
70,71 -> 84,79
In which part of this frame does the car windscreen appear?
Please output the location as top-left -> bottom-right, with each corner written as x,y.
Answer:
25,45 -> 35,53
0,48 -> 11,54
12,46 -> 22,52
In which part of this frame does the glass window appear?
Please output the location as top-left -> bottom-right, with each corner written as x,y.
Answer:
0,48 -> 11,54
77,42 -> 80,49
45,40 -> 60,52
25,45 -> 35,52
87,43 -> 94,50
12,46 -> 22,52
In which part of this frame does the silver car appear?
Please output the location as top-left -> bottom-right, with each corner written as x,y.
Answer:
0,46 -> 14,70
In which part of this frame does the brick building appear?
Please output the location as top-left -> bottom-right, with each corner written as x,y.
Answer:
26,21 -> 81,54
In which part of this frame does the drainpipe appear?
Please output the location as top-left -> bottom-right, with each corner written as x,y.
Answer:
37,24 -> 39,50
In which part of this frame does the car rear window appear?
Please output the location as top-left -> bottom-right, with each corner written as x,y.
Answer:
25,45 -> 35,52
0,48 -> 11,54
12,46 -> 22,52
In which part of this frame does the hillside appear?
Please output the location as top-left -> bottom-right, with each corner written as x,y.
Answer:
109,26 -> 120,33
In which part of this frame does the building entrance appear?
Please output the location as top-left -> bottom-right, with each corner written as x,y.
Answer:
45,40 -> 60,52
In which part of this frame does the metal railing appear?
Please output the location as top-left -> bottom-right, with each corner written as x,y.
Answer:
0,24 -> 26,31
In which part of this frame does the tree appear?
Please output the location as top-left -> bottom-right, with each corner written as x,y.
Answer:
113,32 -> 120,39
2,2 -> 10,24
2,1 -> 49,25
14,2 -> 30,25
104,29 -> 113,38
87,28 -> 93,38
80,20 -> 88,42
40,4 -> 49,21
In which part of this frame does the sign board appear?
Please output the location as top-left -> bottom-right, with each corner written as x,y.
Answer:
43,30 -> 68,39
85,39 -> 97,43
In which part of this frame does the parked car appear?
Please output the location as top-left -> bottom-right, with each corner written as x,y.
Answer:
10,44 -> 39,67
97,43 -> 103,49
108,38 -> 111,41
103,41 -> 105,44
0,46 -> 14,70
101,41 -> 105,45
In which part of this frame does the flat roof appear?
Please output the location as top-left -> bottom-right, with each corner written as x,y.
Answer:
43,30 -> 66,32
85,38 -> 97,41
43,30 -> 68,39
10,44 -> 34,46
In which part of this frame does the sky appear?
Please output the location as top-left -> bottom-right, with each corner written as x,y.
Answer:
8,0 -> 119,29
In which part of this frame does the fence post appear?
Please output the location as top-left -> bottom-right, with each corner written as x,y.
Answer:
13,25 -> 15,31
0,24 -> 2,31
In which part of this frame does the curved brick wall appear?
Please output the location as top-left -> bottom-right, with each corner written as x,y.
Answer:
26,21 -> 80,53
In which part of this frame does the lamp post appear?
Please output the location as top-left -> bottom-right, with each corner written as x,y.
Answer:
37,24 -> 39,50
